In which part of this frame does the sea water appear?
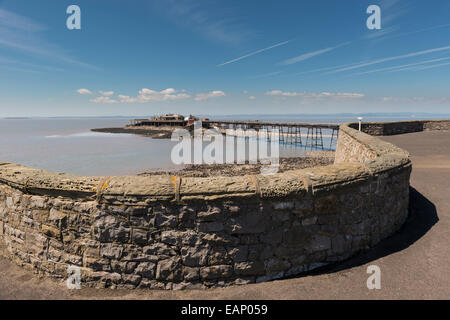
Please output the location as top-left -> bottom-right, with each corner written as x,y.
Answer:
0,115 -> 447,176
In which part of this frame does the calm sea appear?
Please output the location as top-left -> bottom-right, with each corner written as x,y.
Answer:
0,115 -> 447,176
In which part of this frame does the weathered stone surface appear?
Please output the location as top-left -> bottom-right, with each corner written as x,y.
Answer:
265,258 -> 291,274
143,243 -> 176,256
200,265 -> 233,280
100,243 -> 123,260
228,212 -> 266,234
131,228 -> 148,245
234,261 -> 265,276
198,221 -> 224,233
197,207 -> 223,222
0,120 -> 417,289
41,225 -> 60,239
181,247 -> 208,267
227,245 -> 248,262
156,257 -> 182,281
182,266 -> 200,281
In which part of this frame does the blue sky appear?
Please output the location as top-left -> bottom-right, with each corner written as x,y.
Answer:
0,0 -> 450,117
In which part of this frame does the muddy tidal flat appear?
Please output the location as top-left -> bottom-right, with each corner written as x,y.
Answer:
139,151 -> 335,177
91,125 -> 174,139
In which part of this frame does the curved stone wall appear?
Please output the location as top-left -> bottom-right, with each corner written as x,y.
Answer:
0,122 -> 414,289
350,119 -> 450,136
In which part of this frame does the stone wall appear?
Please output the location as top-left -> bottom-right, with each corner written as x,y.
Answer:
0,122 -> 416,289
349,119 -> 450,136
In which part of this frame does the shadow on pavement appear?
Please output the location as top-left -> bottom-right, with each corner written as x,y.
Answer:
305,186 -> 439,276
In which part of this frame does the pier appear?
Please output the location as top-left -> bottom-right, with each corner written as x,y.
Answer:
130,118 -> 340,150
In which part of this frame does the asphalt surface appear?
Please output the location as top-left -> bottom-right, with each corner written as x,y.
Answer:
0,130 -> 449,300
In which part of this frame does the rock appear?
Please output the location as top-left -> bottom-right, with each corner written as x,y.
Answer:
156,257 -> 182,282
208,247 -> 231,265
131,228 -> 148,245
161,230 -> 181,246
143,243 -> 176,256
48,208 -> 67,229
283,226 -> 310,248
200,265 -> 233,280
308,235 -> 332,252
265,258 -> 291,274
135,262 -> 156,278
198,221 -> 224,233
154,212 -> 177,228
272,201 -> 294,210
228,212 -> 266,234
41,225 -> 60,239
226,246 -> 248,262
182,266 -> 200,281
260,229 -> 282,245
234,261 -> 265,276
301,216 -> 317,226
181,247 -> 208,267
197,207 -> 223,222
122,274 -> 142,286
100,243 -> 123,260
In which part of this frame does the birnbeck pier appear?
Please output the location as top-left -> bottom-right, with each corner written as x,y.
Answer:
130,116 -> 340,150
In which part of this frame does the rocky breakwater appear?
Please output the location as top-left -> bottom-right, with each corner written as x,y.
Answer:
0,123 -> 412,289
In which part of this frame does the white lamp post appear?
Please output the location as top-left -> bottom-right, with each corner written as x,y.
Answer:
357,117 -> 363,131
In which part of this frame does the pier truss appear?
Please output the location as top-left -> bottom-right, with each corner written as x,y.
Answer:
130,119 -> 340,151
204,120 -> 340,151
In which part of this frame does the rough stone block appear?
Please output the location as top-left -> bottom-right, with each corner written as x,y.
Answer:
135,262 -> 156,278
265,258 -> 291,274
100,243 -> 123,260
226,245 -> 248,262
182,266 -> 200,281
181,247 -> 208,267
308,235 -> 331,252
156,257 -> 182,281
198,221 -> 224,233
234,261 -> 265,276
41,224 -> 60,239
200,265 -> 233,280
197,207 -> 223,222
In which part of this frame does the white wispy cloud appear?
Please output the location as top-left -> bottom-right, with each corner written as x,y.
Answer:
0,65 -> 40,74
0,8 -> 45,32
278,42 -> 350,66
0,8 -> 97,70
150,0 -> 253,45
217,40 -> 291,67
116,88 -> 191,103
99,91 -> 115,96
83,88 -> 226,104
249,71 -> 283,79
411,61 -> 450,71
279,46 -> 337,66
381,96 -> 449,103
363,0 -> 410,40
90,96 -> 118,104
194,90 -> 226,101
328,45 -> 450,74
265,90 -> 364,99
381,23 -> 450,41
349,56 -> 450,76
77,89 -> 93,95
265,90 -> 303,97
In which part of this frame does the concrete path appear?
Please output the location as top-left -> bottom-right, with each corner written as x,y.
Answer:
1,131 -> 449,299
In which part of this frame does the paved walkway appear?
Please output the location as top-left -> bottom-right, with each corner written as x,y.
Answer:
1,131 -> 449,299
